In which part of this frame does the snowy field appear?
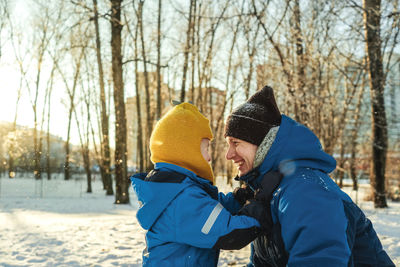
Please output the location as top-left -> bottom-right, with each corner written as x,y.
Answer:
0,174 -> 399,266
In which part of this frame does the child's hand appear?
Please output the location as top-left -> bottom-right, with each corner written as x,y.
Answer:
233,184 -> 254,206
238,199 -> 272,232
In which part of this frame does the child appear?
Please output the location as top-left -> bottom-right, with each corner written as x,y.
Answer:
131,103 -> 261,266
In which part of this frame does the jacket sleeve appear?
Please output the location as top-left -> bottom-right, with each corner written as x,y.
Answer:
277,175 -> 351,267
173,185 -> 260,250
218,192 -> 242,214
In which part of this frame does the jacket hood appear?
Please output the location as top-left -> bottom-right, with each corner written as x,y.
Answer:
258,115 -> 336,176
150,102 -> 215,183
131,172 -> 190,230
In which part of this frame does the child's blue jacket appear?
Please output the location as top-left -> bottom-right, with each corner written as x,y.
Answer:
131,162 -> 260,267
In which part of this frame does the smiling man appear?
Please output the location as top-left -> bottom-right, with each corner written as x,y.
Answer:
224,86 -> 394,267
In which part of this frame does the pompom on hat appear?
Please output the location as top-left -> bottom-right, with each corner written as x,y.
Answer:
150,102 -> 214,183
224,86 -> 281,146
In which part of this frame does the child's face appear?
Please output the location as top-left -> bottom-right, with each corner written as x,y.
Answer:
201,138 -> 211,162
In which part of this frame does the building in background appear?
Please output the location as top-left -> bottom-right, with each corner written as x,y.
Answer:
126,81 -> 227,173
125,72 -> 170,168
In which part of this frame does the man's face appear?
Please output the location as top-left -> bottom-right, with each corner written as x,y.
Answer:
225,137 -> 258,177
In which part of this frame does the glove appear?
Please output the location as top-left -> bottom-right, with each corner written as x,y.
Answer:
233,184 -> 254,206
238,199 -> 273,232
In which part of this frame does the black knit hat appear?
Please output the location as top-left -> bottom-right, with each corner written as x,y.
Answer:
224,86 -> 281,146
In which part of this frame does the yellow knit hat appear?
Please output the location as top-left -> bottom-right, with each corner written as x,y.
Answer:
150,103 -> 214,183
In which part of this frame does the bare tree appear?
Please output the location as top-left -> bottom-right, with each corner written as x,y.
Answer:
363,0 -> 389,208
180,0 -> 194,102
195,1 -> 228,114
240,11 -> 260,99
133,21 -> 144,172
59,41 -> 86,180
189,0 -> 197,104
74,54 -> 96,193
0,0 -> 8,60
43,4 -> 64,180
291,0 -> 308,124
7,11 -> 25,178
110,0 -> 129,204
93,0 -> 113,195
252,1 -> 297,115
73,90 -> 93,193
349,73 -> 367,191
211,1 -> 243,182
45,62 -> 56,180
29,7 -> 54,179
156,0 -> 162,120
137,0 -> 153,171
123,6 -> 145,172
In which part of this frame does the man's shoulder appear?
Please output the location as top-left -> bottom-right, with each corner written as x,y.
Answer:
277,168 -> 336,198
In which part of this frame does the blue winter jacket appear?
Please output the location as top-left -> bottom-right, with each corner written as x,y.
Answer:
241,115 -> 394,267
131,162 -> 260,267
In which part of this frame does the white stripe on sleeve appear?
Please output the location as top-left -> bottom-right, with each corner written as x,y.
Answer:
201,203 -> 223,235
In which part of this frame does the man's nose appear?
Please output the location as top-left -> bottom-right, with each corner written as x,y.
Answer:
225,146 -> 235,160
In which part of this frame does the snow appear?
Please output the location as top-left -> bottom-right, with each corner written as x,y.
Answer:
0,174 -> 399,266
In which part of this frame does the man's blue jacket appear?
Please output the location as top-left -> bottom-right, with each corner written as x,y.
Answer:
131,162 -> 260,267
241,115 -> 394,267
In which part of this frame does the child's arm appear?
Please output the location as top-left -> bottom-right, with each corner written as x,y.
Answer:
173,185 -> 261,250
218,185 -> 254,214
217,192 -> 241,214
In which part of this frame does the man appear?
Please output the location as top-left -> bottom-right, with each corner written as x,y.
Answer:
225,86 -> 394,267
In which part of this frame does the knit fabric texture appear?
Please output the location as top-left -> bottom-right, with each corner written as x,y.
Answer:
253,126 -> 280,168
150,103 -> 215,183
224,86 -> 281,146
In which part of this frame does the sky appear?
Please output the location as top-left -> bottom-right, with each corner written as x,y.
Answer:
0,0 -> 93,145
0,49 -> 76,143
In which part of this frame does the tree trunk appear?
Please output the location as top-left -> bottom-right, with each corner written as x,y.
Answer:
134,21 -> 144,172
9,74 -> 22,178
190,0 -> 197,104
218,7 -> 241,184
180,0 -> 194,102
93,0 -> 113,195
46,73 -> 53,180
83,145 -> 92,193
292,0 -> 307,125
111,0 -> 129,204
37,70 -> 52,181
156,0 -> 162,120
349,73 -> 366,191
64,48 -> 84,180
244,22 -> 260,99
363,0 -> 388,208
64,139 -> 71,180
252,1 -> 296,117
33,109 -> 41,179
338,140 -> 345,188
138,0 -> 153,171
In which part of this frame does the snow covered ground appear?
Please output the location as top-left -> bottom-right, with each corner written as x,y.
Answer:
0,174 -> 399,266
